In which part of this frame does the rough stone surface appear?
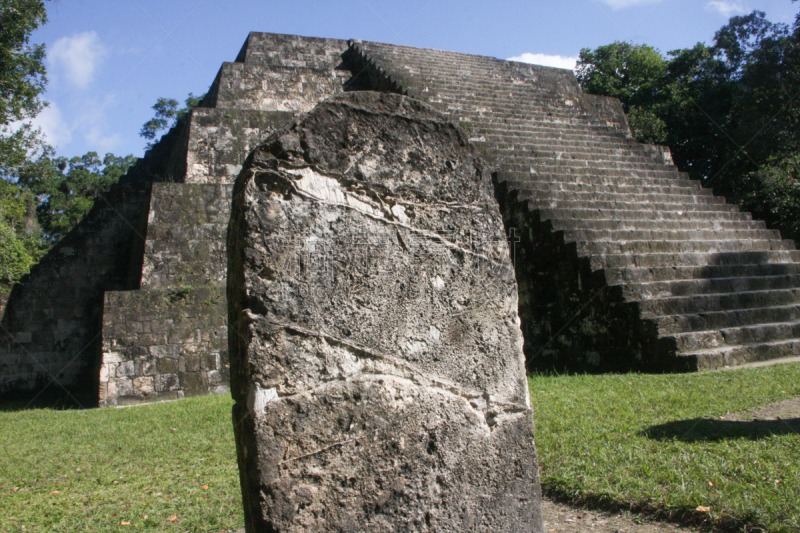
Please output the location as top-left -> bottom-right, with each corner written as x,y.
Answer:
227,92 -> 542,532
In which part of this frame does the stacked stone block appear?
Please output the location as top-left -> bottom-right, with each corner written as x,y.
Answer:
97,34 -> 351,405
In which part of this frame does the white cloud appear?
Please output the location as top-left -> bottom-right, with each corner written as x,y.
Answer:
29,103 -> 73,147
49,31 -> 106,89
705,1 -> 748,18
507,53 -> 578,71
84,125 -> 121,153
598,0 -> 660,10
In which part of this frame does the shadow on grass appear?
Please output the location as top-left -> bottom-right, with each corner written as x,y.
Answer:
642,417 -> 800,442
0,385 -> 88,412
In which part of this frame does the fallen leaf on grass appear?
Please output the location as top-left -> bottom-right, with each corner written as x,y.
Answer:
120,521 -> 131,526
696,506 -> 711,513
168,514 -> 177,522
50,490 -> 60,494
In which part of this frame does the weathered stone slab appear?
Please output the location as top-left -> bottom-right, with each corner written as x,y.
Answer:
227,91 -> 542,532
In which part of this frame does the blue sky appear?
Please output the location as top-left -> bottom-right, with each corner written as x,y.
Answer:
29,0 -> 799,159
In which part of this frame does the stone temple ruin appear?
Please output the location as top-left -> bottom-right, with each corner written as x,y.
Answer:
1,33 -> 800,407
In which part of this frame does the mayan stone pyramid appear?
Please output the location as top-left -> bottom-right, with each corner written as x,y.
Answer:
1,33 -> 799,406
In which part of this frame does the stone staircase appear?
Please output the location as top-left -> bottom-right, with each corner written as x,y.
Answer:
346,40 -> 800,371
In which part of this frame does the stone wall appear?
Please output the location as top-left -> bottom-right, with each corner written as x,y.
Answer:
493,181 -> 676,372
100,286 -> 228,405
140,183 -> 231,289
0,176 -> 151,402
96,33 -> 356,406
184,109 -> 293,184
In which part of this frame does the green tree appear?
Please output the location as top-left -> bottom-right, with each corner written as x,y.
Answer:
0,0 -> 49,290
0,0 -> 49,181
738,155 -> 800,241
18,152 -> 137,242
0,1 -> 139,289
140,92 -> 204,143
0,178 -> 45,291
577,6 -> 800,241
576,42 -> 669,143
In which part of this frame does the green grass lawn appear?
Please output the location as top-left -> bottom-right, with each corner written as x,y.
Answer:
1,363 -> 798,532
531,363 -> 800,533
0,395 -> 243,532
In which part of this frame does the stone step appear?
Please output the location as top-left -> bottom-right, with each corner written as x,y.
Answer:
494,148 -> 669,167
564,227 -> 780,244
510,175 -> 701,192
485,129 -> 633,145
654,304 -> 800,335
488,136 -> 642,152
535,206 -> 752,222
606,263 -> 800,285
621,274 -> 800,300
503,174 -> 700,192
669,320 -> 800,353
594,250 -> 800,270
524,196 -> 741,214
550,217 -> 765,233
530,189 -> 727,206
496,142 -> 659,158
522,182 -> 710,199
518,162 -> 681,177
470,115 -> 618,129
581,238 -> 785,256
356,41 -> 800,371
496,148 -> 668,165
439,101 -> 587,119
638,287 -> 800,317
678,338 -> 800,370
435,90 -> 583,107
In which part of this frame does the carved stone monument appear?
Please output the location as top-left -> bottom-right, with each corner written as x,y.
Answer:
227,92 -> 542,532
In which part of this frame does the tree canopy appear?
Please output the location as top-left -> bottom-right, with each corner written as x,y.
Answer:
0,0 -> 49,182
140,93 -> 204,144
576,6 -> 800,242
0,0 -> 138,292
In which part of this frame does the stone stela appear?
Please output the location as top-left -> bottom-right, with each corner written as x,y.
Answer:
227,91 -> 542,531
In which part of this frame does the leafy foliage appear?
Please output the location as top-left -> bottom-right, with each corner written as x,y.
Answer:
139,93 -> 204,143
0,0 -> 49,182
0,0 -> 47,125
18,152 -> 137,242
576,6 -> 800,241
0,178 -> 45,291
0,0 -> 49,290
738,155 -> 800,241
0,0 -> 138,290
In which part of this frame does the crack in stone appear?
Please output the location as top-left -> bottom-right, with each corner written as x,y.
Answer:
245,315 -> 529,428
252,163 -> 513,272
